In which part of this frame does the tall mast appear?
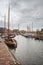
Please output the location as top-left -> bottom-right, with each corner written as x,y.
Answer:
18,24 -> 19,30
8,3 -> 10,35
27,24 -> 28,32
4,15 -> 6,35
32,22 -> 33,31
27,25 -> 28,31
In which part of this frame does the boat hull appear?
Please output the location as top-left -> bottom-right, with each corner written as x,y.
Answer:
4,38 -> 17,48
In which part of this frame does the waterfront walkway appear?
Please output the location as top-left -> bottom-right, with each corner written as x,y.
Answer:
0,37 -> 20,65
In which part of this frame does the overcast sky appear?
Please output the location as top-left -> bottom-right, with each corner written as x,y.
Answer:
0,0 -> 43,30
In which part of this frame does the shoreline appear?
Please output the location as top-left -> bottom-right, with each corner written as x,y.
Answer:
0,37 -> 21,65
4,38 -> 21,65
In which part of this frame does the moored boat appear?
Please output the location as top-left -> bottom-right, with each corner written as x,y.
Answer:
5,38 -> 17,48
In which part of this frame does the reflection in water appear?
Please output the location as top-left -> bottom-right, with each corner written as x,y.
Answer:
11,35 -> 43,65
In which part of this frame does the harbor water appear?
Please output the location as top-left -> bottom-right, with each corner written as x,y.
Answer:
11,35 -> 43,65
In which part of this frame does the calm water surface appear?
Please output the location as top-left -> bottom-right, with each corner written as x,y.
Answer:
11,35 -> 43,65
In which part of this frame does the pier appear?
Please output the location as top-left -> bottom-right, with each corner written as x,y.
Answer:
0,37 -> 20,65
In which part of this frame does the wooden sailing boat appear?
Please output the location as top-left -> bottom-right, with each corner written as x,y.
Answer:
5,4 -> 17,48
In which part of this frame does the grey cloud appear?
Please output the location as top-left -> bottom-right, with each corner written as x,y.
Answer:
0,0 -> 43,30
10,0 -> 43,29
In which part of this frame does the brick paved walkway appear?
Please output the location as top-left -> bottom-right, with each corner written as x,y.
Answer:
0,37 -> 17,65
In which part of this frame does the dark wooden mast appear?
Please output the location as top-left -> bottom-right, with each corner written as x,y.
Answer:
8,3 -> 10,39
4,15 -> 6,36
